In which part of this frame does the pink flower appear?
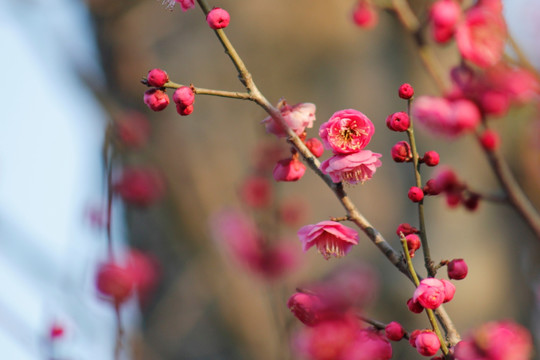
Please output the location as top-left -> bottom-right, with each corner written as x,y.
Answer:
305,137 -> 324,158
319,109 -> 375,154
114,167 -> 166,207
262,102 -> 316,137
454,321 -> 533,360
391,141 -> 412,163
143,89 -> 169,111
146,68 -> 169,87
429,0 -> 462,43
415,330 -> 441,356
412,96 -> 481,138
321,150 -> 382,185
341,328 -> 393,360
206,7 -> 230,30
297,221 -> 358,260
273,158 -> 306,182
413,278 -> 446,309
456,5 -> 507,68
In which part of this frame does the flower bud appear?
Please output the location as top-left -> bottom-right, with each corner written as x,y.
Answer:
385,321 -> 405,341
406,234 -> 421,257
423,179 -> 441,196
386,112 -> 410,132
464,194 -> 480,211
391,141 -> 412,162
144,89 -> 169,111
408,186 -> 424,202
409,329 -> 422,347
96,262 -> 134,304
273,158 -> 306,182
447,258 -> 468,280
206,7 -> 230,29
422,151 -> 440,166
407,297 -> 424,314
173,86 -> 195,107
352,1 -> 378,29
176,104 -> 194,116
305,138 -> 324,158
396,223 -> 418,236
399,83 -> 414,99
415,330 -> 441,356
479,129 -> 500,151
146,68 -> 169,87
287,292 -> 322,326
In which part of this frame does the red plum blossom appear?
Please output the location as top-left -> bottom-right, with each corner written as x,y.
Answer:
413,278 -> 446,309
319,109 -> 375,154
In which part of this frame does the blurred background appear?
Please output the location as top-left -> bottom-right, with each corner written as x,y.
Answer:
1,0 -> 540,359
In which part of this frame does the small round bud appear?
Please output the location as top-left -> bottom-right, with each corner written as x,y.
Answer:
176,104 -> 194,116
146,68 -> 169,87
206,7 -> 230,29
143,89 -> 169,111
408,186 -> 424,202
447,258 -> 468,280
415,330 -> 441,356
422,151 -> 440,166
391,141 -> 412,162
287,292 -> 322,326
396,223 -> 418,236
479,129 -> 500,151
386,112 -> 410,132
305,138 -> 324,158
173,86 -> 195,107
405,234 -> 421,257
407,298 -> 424,314
385,321 -> 405,341
399,83 -> 414,99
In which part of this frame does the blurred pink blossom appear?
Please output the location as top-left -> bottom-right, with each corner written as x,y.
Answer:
297,221 -> 358,260
262,102 -> 316,137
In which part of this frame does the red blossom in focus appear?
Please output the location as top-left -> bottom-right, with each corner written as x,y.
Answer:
415,330 -> 441,356
143,89 -> 169,111
413,278 -> 446,309
273,157 -> 306,182
391,141 -> 412,163
297,221 -> 358,260
385,321 -> 405,341
146,68 -> 169,87
319,109 -> 375,154
206,7 -> 230,30
454,320 -> 533,360
448,258 -> 468,280
114,167 -> 166,207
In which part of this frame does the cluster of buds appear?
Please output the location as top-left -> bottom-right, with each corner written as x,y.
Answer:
428,167 -> 481,210
143,68 -> 196,116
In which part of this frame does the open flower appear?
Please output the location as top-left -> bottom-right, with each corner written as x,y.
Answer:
320,150 -> 382,185
319,109 -> 375,154
297,221 -> 358,260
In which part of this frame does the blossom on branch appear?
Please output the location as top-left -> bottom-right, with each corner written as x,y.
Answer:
321,150 -> 382,185
297,221 -> 358,260
319,109 -> 375,154
262,101 -> 316,137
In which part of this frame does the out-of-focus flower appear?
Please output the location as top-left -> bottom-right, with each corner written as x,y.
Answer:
352,1 -> 378,29
297,221 -> 358,260
456,3 -> 507,68
288,292 -> 324,326
163,0 -> 195,11
210,209 -> 299,279
262,101 -> 316,137
96,262 -> 134,305
114,111 -> 150,149
113,166 -> 166,207
454,320 -> 533,360
239,175 -> 272,208
412,96 -> 481,138
340,328 -> 392,360
320,150 -> 382,185
319,109 -> 375,154
429,0 -> 462,43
